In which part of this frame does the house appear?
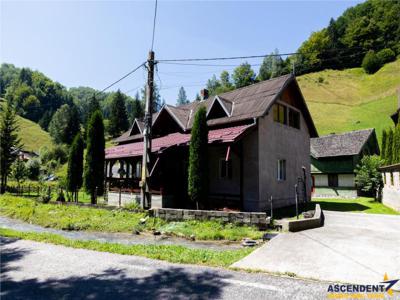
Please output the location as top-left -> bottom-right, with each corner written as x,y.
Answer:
104,74 -> 318,212
379,91 -> 400,211
310,129 -> 380,198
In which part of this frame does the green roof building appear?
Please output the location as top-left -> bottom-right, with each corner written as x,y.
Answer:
311,129 -> 380,198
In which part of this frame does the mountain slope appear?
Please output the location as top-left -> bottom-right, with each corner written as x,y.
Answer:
298,59 -> 400,142
0,99 -> 53,152
17,115 -> 53,152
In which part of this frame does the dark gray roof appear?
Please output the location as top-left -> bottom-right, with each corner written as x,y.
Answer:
115,74 -> 318,143
311,129 -> 375,158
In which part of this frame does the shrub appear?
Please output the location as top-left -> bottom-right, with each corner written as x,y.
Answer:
56,189 -> 66,202
377,48 -> 396,65
26,158 -> 41,180
362,51 -> 382,74
39,186 -> 52,203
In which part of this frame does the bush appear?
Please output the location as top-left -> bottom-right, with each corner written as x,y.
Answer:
376,48 -> 396,65
362,51 -> 382,74
39,186 -> 52,203
56,189 -> 66,202
26,158 -> 41,180
39,145 -> 68,165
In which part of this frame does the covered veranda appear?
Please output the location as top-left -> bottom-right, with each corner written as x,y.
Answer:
104,124 -> 254,208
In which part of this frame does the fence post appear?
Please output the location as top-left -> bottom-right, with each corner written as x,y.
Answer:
295,184 -> 299,220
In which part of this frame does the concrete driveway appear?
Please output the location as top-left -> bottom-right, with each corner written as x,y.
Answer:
232,211 -> 400,288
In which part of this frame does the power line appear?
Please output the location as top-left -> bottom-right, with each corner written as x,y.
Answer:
157,46 -> 366,63
99,62 -> 146,93
150,0 -> 158,51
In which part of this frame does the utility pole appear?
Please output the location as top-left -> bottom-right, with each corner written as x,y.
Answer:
140,51 -> 155,209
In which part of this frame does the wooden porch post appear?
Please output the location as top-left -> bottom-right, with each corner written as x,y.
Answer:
239,142 -> 244,211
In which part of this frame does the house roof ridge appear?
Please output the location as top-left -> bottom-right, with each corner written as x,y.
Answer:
217,73 -> 293,98
313,128 -> 374,140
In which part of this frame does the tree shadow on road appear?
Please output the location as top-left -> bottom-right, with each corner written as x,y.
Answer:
1,237 -> 229,300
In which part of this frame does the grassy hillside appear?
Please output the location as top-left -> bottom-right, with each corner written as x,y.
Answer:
0,99 -> 53,152
298,59 -> 400,142
17,115 -> 53,152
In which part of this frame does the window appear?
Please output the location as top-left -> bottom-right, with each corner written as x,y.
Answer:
273,104 -> 287,125
289,108 -> 300,129
219,159 -> 232,179
391,172 -> 394,186
328,174 -> 338,187
277,159 -> 286,181
135,161 -> 142,178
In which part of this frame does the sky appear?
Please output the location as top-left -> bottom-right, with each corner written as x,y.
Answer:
1,0 -> 362,105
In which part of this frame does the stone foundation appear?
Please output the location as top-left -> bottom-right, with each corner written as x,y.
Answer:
149,208 -> 270,228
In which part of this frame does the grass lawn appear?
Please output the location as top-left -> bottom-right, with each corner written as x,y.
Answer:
0,228 -> 253,268
312,197 -> 400,215
0,195 -> 264,241
272,197 -> 399,219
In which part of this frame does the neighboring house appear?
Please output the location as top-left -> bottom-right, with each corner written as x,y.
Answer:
105,74 -> 318,212
310,129 -> 380,198
379,92 -> 400,211
380,163 -> 400,212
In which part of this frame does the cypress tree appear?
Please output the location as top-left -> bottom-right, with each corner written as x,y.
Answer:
188,106 -> 208,209
381,129 -> 387,163
108,90 -> 129,137
386,128 -> 394,165
393,123 -> 400,164
67,133 -> 84,202
0,101 -> 22,193
84,110 -> 105,204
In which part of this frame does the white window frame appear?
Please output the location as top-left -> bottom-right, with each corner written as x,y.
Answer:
277,159 -> 286,181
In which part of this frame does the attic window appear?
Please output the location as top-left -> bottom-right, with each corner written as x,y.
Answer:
207,98 -> 229,120
273,104 -> 287,125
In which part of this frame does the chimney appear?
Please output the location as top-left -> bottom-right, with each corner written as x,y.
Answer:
200,89 -> 209,101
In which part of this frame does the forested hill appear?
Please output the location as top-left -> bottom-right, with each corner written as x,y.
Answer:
298,58 -> 400,142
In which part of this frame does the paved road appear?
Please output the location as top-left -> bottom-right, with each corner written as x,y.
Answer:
233,211 -> 400,289
1,237 -> 329,300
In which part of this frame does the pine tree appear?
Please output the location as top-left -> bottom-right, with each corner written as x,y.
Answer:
386,128 -> 394,165
87,94 -> 101,123
67,133 -> 84,202
140,84 -> 162,113
188,106 -> 208,209
176,87 -> 189,106
195,93 -> 201,101
0,101 -> 22,193
381,129 -> 387,163
108,90 -> 129,137
84,110 -> 105,204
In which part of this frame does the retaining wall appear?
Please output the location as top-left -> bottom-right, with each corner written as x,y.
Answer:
281,204 -> 324,232
150,208 -> 270,228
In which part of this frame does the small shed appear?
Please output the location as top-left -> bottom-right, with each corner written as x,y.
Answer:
310,129 -> 379,198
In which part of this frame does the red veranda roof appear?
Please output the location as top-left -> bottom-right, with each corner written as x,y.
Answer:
105,124 -> 253,159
